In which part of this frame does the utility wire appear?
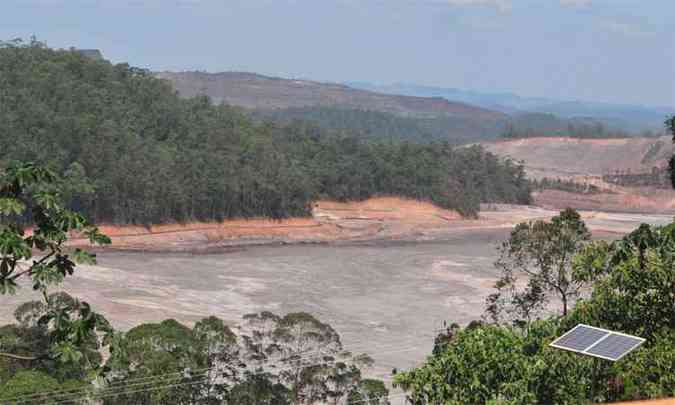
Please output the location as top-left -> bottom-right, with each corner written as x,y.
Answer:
47,346 -> 416,404
51,376 -> 410,405
6,332 -> 432,403
14,341 -> 417,402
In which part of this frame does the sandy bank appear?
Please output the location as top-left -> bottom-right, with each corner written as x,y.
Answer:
69,197 -> 466,252
65,197 -> 673,253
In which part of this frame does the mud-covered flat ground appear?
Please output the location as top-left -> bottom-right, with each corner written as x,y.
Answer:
1,210 -> 671,403
3,230 -> 508,381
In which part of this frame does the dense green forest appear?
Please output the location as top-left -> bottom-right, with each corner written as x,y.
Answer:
501,114 -> 636,139
0,39 -> 530,224
256,107 -> 441,142
255,106 -> 507,144
257,107 -> 646,145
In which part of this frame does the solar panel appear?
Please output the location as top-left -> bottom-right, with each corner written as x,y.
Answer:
550,325 -> 609,352
549,324 -> 645,361
585,333 -> 645,361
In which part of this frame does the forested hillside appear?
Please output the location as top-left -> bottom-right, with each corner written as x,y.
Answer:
255,106 -> 506,144
0,40 -> 531,224
256,107 -> 640,146
157,71 -> 511,142
501,113 -> 637,139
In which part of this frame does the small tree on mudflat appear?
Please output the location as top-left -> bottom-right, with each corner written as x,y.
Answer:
486,208 -> 591,324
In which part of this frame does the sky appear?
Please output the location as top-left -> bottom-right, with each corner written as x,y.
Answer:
2,0 -> 674,107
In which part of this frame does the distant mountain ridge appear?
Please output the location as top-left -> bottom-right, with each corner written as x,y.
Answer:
347,82 -> 674,133
157,71 -> 519,142
156,70 -> 661,143
156,71 -> 506,121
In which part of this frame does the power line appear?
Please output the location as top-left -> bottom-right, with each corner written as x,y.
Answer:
10,374 -> 208,404
60,345 -> 412,402
54,377 -> 210,405
51,376 -> 409,405
50,374 -> 410,405
24,341 -> 423,404
4,331 -> 431,403
30,330 -> 428,401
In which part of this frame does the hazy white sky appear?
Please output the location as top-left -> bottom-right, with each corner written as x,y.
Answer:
2,0 -> 674,107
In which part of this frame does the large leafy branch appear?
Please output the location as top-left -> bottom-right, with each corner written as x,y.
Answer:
0,162 -> 111,362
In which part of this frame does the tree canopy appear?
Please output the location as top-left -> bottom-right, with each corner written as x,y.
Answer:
486,208 -> 591,322
0,311 -> 387,405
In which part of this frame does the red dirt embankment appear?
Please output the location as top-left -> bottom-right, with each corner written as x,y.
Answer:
67,196 -> 673,252
70,197 -> 465,252
93,218 -> 328,250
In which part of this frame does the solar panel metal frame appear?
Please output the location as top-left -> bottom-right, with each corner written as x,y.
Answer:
549,324 -> 646,362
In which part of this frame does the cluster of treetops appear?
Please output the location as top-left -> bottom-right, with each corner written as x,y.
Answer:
255,106 -> 504,144
602,167 -> 672,189
500,120 -> 637,140
0,39 -> 530,225
0,300 -> 389,405
530,177 -> 603,195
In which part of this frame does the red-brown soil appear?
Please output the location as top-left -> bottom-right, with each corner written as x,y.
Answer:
483,136 -> 673,179
69,197 -> 465,252
65,197 -> 674,252
483,136 -> 675,214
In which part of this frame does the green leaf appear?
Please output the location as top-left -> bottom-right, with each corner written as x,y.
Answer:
0,197 -> 26,216
51,341 -> 84,364
31,263 -> 65,292
85,227 -> 111,246
72,248 -> 96,265
32,190 -> 61,211
0,277 -> 17,294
